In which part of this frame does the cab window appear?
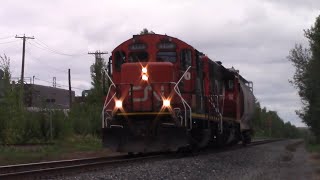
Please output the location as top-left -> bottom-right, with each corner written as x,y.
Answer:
114,51 -> 126,71
180,49 -> 192,70
157,51 -> 176,63
226,80 -> 234,90
128,51 -> 149,62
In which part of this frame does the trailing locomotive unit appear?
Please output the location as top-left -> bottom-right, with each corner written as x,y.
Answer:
102,34 -> 255,152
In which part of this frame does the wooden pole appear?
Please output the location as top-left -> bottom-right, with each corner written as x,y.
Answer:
15,34 -> 34,105
68,69 -> 72,109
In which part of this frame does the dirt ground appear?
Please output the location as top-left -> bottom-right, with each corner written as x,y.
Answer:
257,140 -> 319,180
309,151 -> 320,179
278,140 -> 316,180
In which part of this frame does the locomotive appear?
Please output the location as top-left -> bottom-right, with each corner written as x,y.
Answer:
102,34 -> 255,153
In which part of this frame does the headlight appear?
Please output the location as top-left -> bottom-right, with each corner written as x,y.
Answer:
142,74 -> 148,81
163,99 -> 170,107
142,67 -> 147,73
115,100 -> 122,108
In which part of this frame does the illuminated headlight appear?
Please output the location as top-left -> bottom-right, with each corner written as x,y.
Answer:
142,67 -> 147,73
115,100 -> 122,108
142,74 -> 148,81
163,99 -> 170,107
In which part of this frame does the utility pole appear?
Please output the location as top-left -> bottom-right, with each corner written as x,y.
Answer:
53,77 -> 56,88
88,50 -> 108,92
15,34 -> 34,105
16,34 -> 34,84
88,50 -> 108,63
68,69 -> 72,109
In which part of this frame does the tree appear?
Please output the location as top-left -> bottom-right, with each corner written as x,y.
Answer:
0,54 -> 13,104
139,28 -> 155,35
0,54 -> 25,143
89,54 -> 107,103
288,14 -> 320,141
0,54 -> 11,86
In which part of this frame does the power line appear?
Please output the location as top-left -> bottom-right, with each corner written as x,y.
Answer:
0,40 -> 19,45
0,42 -> 19,52
34,38 -> 87,57
27,41 -> 49,51
29,40 -> 87,57
25,48 -> 91,76
27,41 -> 73,56
0,35 -> 14,40
34,77 -> 86,91
32,40 -> 74,56
25,50 -> 68,74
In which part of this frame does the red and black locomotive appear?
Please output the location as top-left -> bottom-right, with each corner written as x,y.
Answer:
102,34 -> 255,153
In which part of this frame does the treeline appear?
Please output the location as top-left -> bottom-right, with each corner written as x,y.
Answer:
0,54 -> 103,144
288,14 -> 320,142
252,100 -> 303,139
0,92 -> 102,144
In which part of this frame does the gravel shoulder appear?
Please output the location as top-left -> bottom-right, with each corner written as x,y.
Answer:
63,140 -> 316,180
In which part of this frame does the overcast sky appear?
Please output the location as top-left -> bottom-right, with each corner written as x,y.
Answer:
0,0 -> 319,127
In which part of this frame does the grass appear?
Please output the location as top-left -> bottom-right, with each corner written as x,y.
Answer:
0,135 -> 106,165
306,143 -> 320,153
306,142 -> 320,178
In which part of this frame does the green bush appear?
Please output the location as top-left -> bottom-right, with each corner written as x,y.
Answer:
68,103 -> 101,136
0,53 -> 104,144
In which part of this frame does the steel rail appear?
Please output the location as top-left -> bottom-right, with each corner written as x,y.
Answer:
0,153 -> 166,180
0,139 -> 283,180
249,139 -> 282,146
0,156 -> 123,174
0,142 -> 54,146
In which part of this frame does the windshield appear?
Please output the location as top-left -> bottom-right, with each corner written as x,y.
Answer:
128,51 -> 149,62
157,51 -> 176,63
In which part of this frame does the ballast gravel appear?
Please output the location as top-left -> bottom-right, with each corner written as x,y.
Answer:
61,140 -> 314,180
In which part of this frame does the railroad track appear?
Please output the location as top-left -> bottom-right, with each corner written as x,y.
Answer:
0,142 -> 54,147
0,153 -> 166,180
0,139 -> 282,180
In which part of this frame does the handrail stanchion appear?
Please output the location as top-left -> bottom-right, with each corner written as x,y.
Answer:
102,69 -> 116,128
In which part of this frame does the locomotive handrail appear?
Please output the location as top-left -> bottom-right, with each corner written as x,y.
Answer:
215,95 -> 223,134
173,66 -> 192,129
104,69 -> 115,86
220,93 -> 225,134
172,85 -> 189,128
206,94 -> 224,134
174,66 -> 192,90
102,87 -> 116,127
102,69 -> 116,128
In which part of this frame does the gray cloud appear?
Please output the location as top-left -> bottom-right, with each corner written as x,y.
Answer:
265,0 -> 320,10
0,0 -> 318,127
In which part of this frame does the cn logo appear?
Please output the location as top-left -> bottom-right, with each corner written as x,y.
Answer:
184,72 -> 191,80
129,85 -> 164,102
